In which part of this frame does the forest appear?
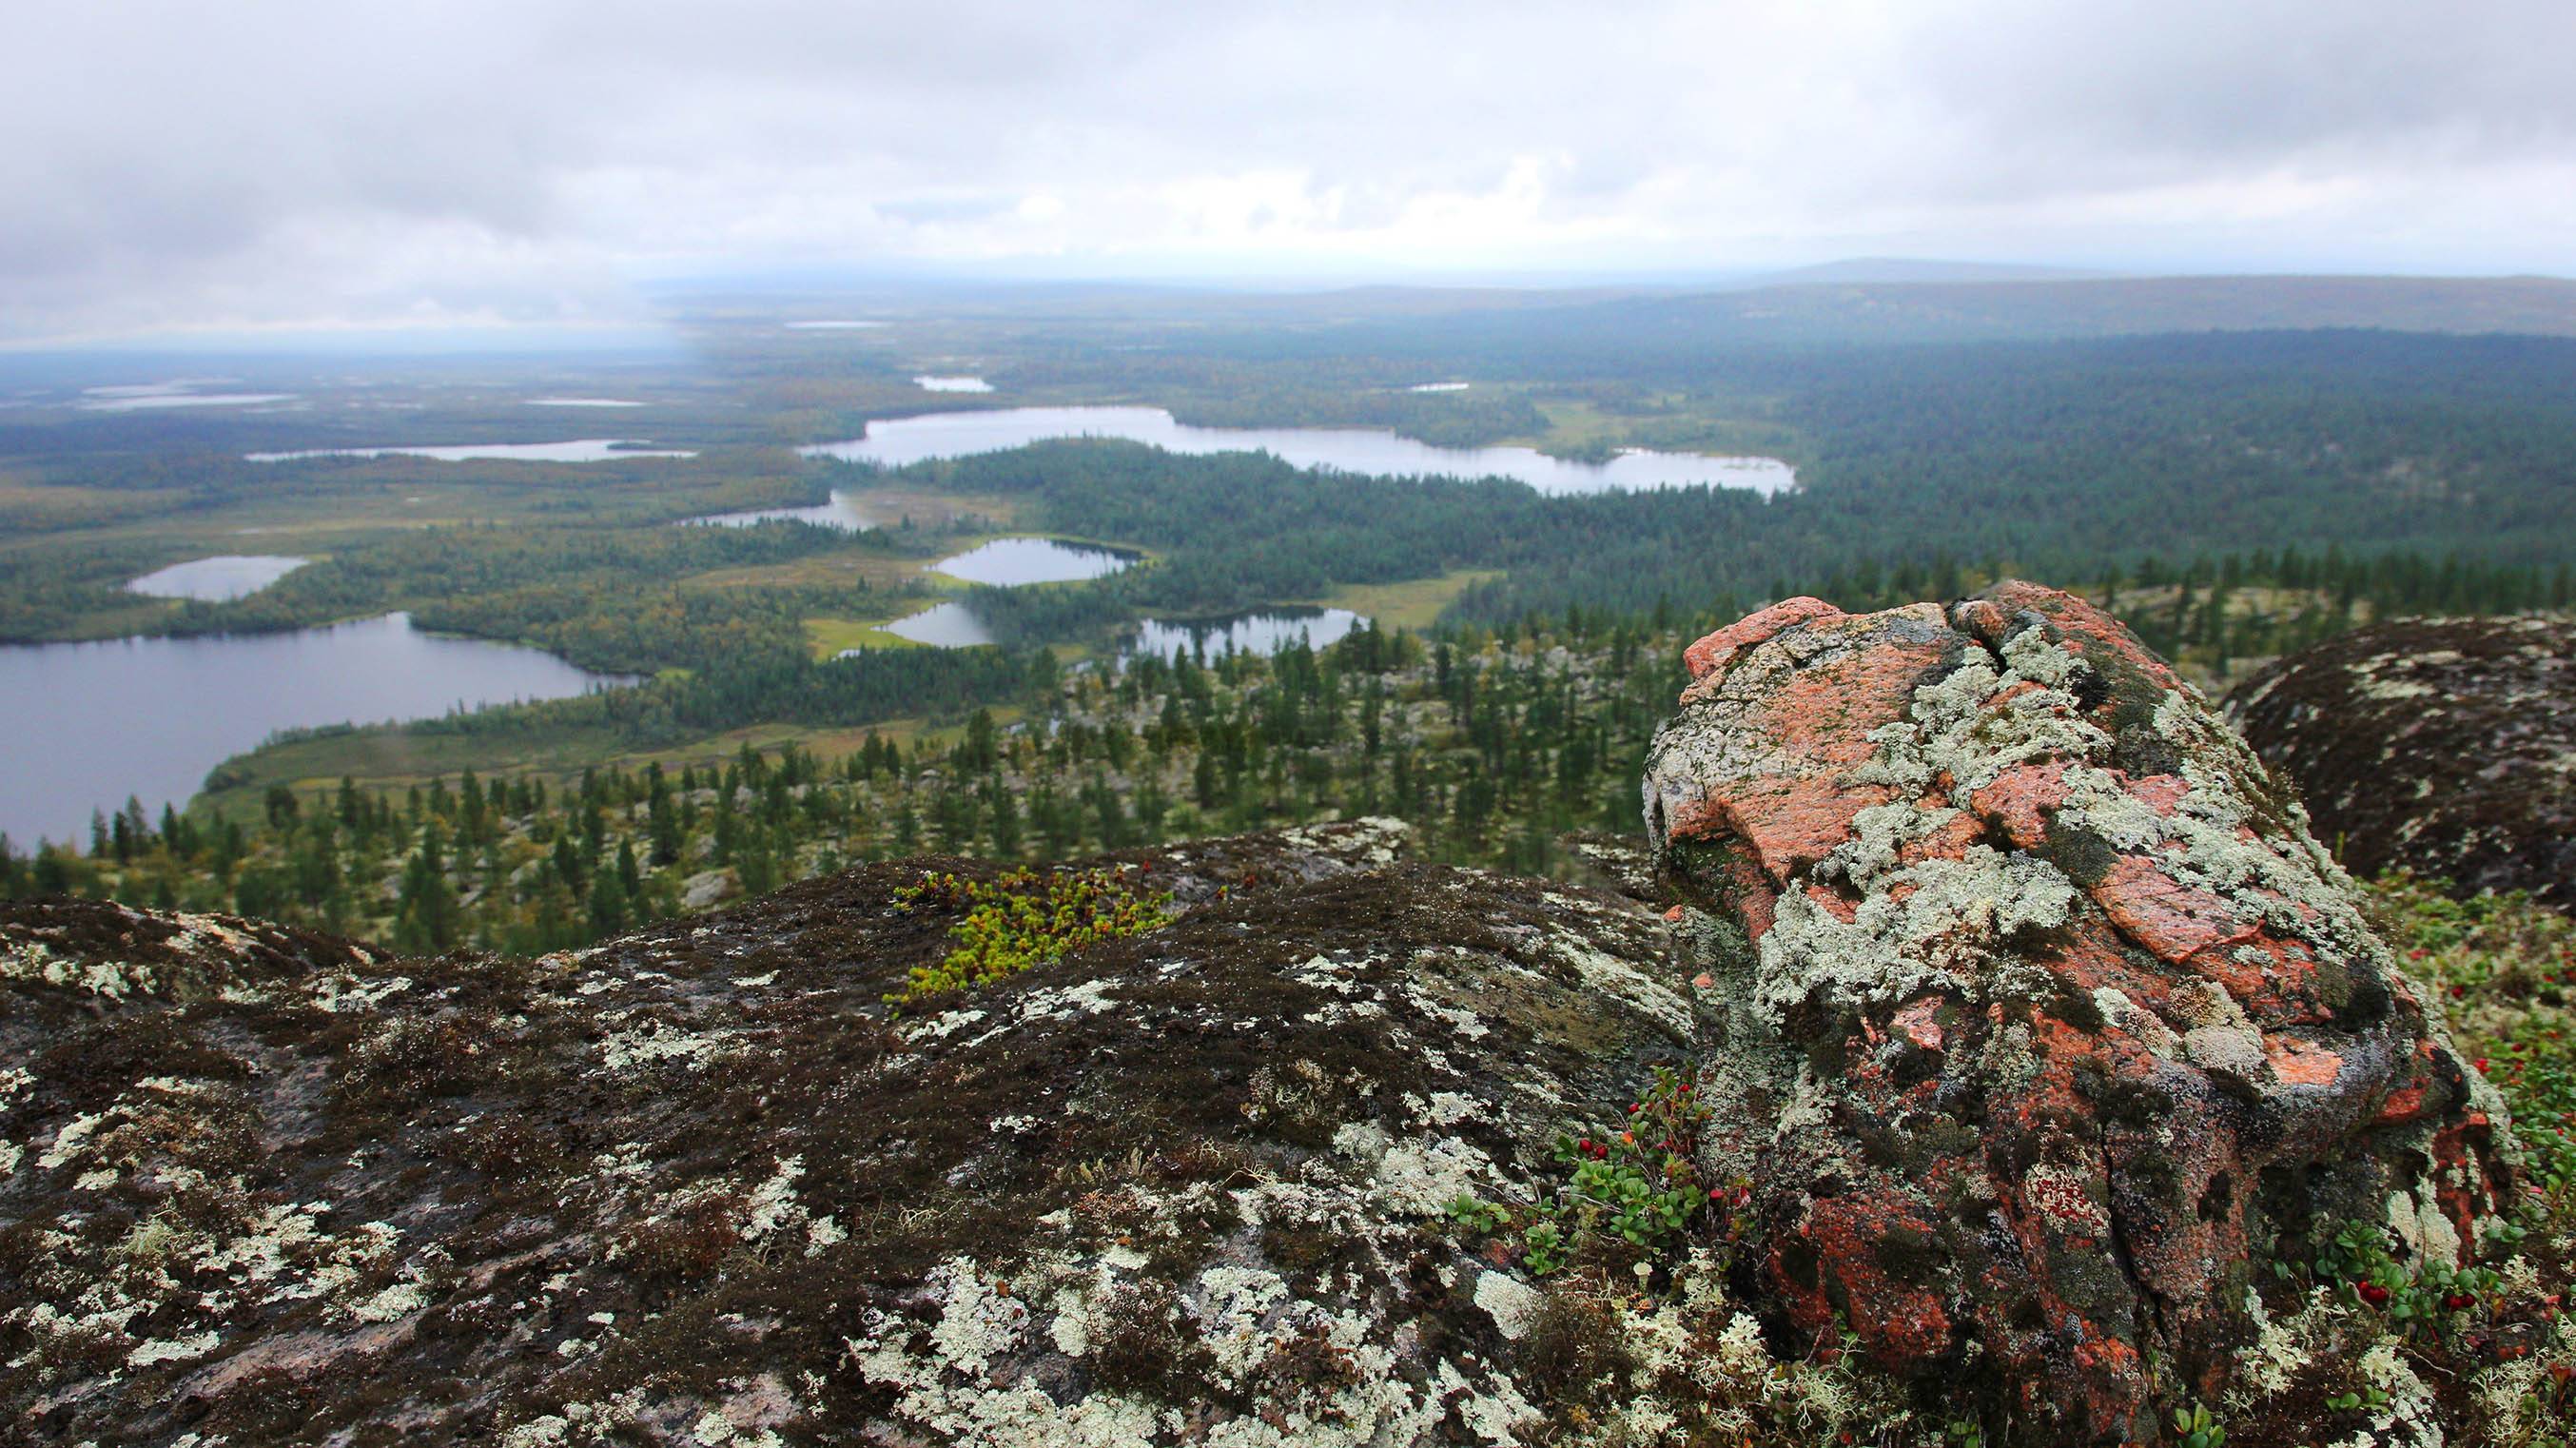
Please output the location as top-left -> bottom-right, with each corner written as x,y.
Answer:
0,558 -> 2512,954
1,319 -> 2570,889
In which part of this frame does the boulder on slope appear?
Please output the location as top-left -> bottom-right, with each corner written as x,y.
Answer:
1645,582 -> 2516,1443
2229,614 -> 2575,911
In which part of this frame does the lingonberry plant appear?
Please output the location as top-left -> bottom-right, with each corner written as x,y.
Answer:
1447,1064 -> 1753,1282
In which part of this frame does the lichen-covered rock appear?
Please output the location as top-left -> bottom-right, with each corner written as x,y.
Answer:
0,821 -> 1714,1446
2229,615 -> 2575,911
1645,583 -> 2517,1444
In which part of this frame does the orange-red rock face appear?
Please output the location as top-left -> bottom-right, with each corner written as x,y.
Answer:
1648,583 -> 2515,1446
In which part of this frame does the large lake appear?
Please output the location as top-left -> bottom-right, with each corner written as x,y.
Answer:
798,406 -> 1796,495
0,614 -> 625,850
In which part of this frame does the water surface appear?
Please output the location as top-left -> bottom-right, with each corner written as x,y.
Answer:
869,602 -> 995,648
0,615 -> 626,850
800,406 -> 1793,495
684,492 -> 875,532
79,389 -> 297,412
126,556 -> 308,602
245,440 -> 697,463
526,398 -> 644,408
915,376 -> 993,393
931,538 -> 1133,585
1125,608 -> 1365,660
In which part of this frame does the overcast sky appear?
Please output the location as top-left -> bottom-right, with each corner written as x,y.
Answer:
8,0 -> 2573,344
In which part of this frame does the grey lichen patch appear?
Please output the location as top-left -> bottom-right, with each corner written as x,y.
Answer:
1756,848 -> 2078,1025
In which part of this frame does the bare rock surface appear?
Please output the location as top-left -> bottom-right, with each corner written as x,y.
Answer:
0,820 -> 1710,1446
2229,615 -> 2575,910
1646,582 -> 2516,1443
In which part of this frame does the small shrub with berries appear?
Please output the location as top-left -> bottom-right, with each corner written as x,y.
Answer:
1446,1064 -> 1752,1284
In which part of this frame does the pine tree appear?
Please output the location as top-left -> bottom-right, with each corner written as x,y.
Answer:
396,828 -> 458,951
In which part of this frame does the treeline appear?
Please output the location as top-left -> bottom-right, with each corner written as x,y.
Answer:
3,612 -> 1686,954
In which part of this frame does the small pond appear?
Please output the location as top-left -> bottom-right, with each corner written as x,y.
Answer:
930,538 -> 1134,586
866,602 -> 996,649
126,556 -> 309,602
1124,608 -> 1366,660
683,492 -> 876,532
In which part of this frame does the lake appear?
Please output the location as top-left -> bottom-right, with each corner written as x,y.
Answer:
916,376 -> 993,392
1125,608 -> 1365,660
0,614 -> 627,850
127,555 -> 308,602
798,405 -> 1796,495
931,538 -> 1134,585
244,440 -> 697,462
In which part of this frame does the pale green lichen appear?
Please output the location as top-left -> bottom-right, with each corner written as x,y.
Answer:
1755,846 -> 2078,1024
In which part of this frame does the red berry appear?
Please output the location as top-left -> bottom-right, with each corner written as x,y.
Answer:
2359,1282 -> 2391,1306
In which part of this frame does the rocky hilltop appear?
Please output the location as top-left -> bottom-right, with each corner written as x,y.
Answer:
0,585 -> 2552,1447
2230,615 -> 2574,911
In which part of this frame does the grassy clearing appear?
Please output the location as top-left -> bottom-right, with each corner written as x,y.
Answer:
804,616 -> 929,656
1498,394 -> 1804,463
1319,569 -> 1504,630
686,548 -> 929,592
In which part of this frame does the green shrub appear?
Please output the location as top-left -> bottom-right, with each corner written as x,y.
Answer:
888,867 -> 1174,1007
1447,1064 -> 1751,1283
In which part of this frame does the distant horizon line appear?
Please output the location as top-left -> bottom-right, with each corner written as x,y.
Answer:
8,263 -> 2575,357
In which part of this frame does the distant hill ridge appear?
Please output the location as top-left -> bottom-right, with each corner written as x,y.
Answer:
1645,270 -> 2576,341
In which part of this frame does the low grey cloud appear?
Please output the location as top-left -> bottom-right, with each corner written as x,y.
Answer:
6,0 -> 2570,342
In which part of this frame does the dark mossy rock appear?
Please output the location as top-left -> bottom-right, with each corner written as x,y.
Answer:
0,821 -> 1720,1446
2229,615 -> 2575,911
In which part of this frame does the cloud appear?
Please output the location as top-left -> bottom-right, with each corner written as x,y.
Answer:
7,0 -> 2572,341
